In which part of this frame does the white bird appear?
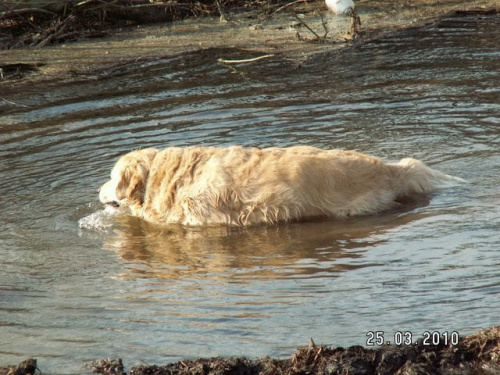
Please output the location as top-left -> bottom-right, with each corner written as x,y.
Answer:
325,0 -> 355,15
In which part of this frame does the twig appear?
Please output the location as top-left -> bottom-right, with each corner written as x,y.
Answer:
76,0 -> 116,8
217,54 -> 274,64
0,7 -> 57,19
215,0 -> 227,22
1,97 -> 29,107
0,3 -> 50,32
348,8 -> 361,39
35,16 -> 75,47
292,12 -> 320,40
266,0 -> 303,19
75,0 -> 123,12
76,0 -> 101,6
320,13 -> 329,38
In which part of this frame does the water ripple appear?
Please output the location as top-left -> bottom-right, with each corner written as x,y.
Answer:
0,12 -> 499,373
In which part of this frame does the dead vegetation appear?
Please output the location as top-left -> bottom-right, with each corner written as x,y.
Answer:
84,327 -> 500,375
80,327 -> 500,375
3,327 -> 500,375
0,0 -> 294,49
293,8 -> 360,43
0,359 -> 38,375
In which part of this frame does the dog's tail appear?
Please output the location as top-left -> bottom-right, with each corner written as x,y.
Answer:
390,158 -> 466,197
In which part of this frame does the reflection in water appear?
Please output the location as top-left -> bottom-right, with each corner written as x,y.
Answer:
102,198 -> 431,282
0,11 -> 499,374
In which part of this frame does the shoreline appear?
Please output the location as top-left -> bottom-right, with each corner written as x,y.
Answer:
0,0 -> 498,86
2,326 -> 500,375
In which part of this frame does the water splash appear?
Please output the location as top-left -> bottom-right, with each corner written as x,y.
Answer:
78,206 -> 118,232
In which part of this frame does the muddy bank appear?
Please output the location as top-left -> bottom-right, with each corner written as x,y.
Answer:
0,0 -> 256,49
2,327 -> 500,375
0,0 -> 498,86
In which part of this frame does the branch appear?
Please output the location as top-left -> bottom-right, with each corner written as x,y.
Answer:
217,54 -> 275,64
292,12 -> 320,40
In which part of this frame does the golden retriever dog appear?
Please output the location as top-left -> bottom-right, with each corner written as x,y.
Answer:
99,146 -> 465,226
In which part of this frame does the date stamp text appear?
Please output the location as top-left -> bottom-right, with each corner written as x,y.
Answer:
366,331 -> 460,346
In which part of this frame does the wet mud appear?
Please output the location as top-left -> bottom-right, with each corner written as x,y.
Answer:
3,327 -> 500,375
1,0 -> 498,84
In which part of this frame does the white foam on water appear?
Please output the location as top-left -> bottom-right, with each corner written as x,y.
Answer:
78,206 -> 118,232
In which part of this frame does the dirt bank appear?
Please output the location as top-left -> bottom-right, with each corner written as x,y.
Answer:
0,0 -> 498,87
2,327 -> 500,375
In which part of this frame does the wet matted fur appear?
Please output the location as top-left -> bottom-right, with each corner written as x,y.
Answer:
99,146 -> 464,226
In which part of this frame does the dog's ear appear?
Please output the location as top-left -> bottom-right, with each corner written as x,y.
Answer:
115,148 -> 158,205
116,164 -> 147,205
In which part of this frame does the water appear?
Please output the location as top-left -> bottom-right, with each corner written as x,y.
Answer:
1,11 -> 500,374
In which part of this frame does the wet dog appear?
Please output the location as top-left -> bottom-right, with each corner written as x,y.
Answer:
99,146 -> 464,226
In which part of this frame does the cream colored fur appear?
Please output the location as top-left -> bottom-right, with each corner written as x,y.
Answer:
99,146 -> 465,226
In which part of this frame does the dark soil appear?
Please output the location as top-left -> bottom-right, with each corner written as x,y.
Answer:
2,327 -> 500,375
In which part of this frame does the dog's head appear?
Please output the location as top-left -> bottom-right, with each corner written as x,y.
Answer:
99,148 -> 158,211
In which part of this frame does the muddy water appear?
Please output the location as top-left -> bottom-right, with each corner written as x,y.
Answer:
1,12 -> 500,374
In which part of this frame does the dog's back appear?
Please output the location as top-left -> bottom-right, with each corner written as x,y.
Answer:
139,146 -> 464,226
